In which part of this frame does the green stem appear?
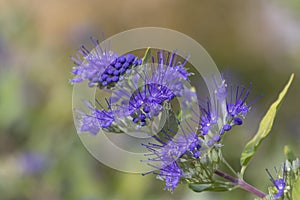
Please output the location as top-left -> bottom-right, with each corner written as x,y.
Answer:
214,169 -> 266,198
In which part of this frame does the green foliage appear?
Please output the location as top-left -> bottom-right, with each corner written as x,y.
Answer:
189,181 -> 236,192
0,71 -> 25,128
292,176 -> 300,200
285,145 -> 296,163
183,148 -> 221,185
240,74 -> 294,176
186,149 -> 240,194
142,47 -> 152,64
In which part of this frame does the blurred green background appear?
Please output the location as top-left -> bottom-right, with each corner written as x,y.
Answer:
0,0 -> 299,199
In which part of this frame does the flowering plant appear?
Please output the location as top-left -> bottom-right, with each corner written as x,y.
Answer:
71,37 -> 298,199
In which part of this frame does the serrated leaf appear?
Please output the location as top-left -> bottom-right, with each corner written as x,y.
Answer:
142,47 -> 151,64
189,181 -> 236,192
293,176 -> 300,200
284,145 -> 296,163
240,74 -> 294,176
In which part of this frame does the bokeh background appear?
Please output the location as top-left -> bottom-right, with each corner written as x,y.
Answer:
0,0 -> 299,199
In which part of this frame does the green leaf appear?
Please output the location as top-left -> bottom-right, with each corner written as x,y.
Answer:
189,181 -> 236,193
284,145 -> 296,163
293,176 -> 300,200
142,47 -> 151,64
240,74 -> 294,176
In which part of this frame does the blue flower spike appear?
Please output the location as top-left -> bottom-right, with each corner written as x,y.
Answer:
196,76 -> 257,149
71,37 -> 141,88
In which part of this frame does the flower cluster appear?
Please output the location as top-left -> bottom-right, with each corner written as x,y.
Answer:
265,157 -> 300,199
71,38 -> 141,88
99,54 -> 141,88
72,38 -> 300,199
71,40 -> 195,135
197,82 -> 253,148
142,76 -> 254,191
127,83 -> 176,126
70,35 -> 299,200
142,129 -> 203,191
105,49 -> 195,129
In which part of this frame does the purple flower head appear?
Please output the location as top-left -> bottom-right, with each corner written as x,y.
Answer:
193,76 -> 259,149
71,38 -> 141,88
99,54 -> 141,88
273,178 -> 285,199
78,100 -> 115,135
152,50 -> 193,95
158,161 -> 183,191
142,127 -> 202,191
186,131 -> 203,158
266,168 -> 286,199
160,50 -> 192,80
156,130 -> 201,161
226,84 -> 252,123
20,152 -> 47,175
143,129 -> 198,164
71,38 -> 118,86
111,49 -> 195,127
198,98 -> 219,136
199,75 -> 258,134
125,83 -> 175,126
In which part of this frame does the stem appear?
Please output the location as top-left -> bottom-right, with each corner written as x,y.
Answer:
214,169 -> 266,198
221,156 -> 238,177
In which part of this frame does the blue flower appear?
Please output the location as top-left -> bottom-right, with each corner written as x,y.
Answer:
266,168 -> 286,199
111,49 -> 195,127
273,178 -> 285,199
20,152 -> 47,175
78,100 -> 115,135
157,50 -> 192,80
143,130 -> 196,163
199,99 -> 218,136
126,83 -> 175,126
186,131 -> 202,158
196,97 -> 226,148
226,84 -> 252,125
71,38 -> 117,86
196,77 -> 255,147
71,38 -> 141,88
142,129 -> 202,191
158,130 -> 201,160
99,54 -> 141,88
158,161 -> 183,191
153,50 -> 193,95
